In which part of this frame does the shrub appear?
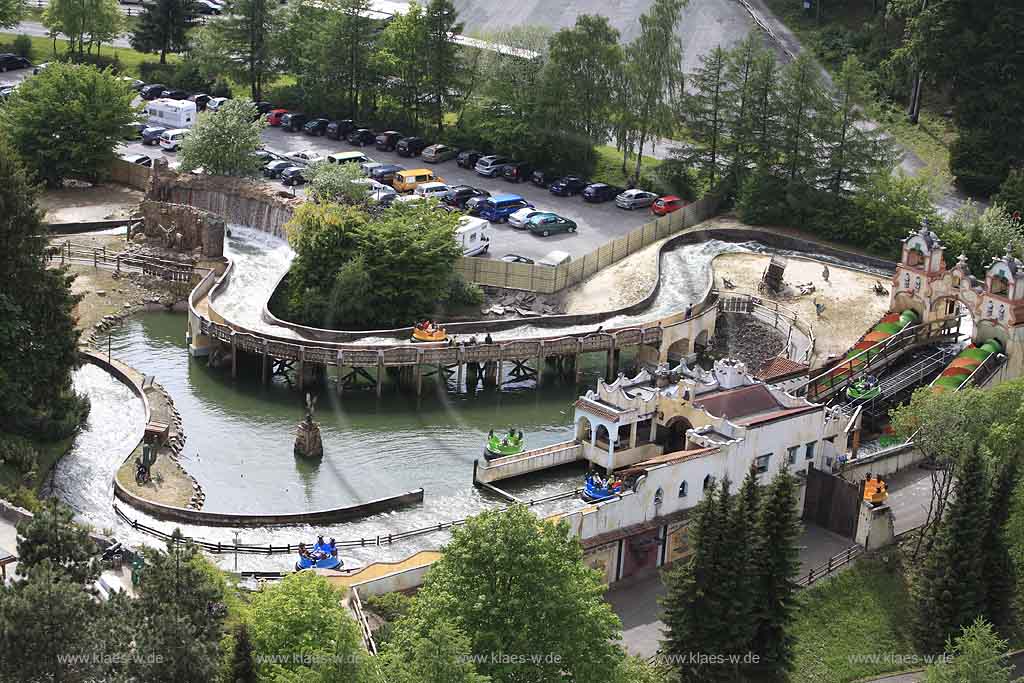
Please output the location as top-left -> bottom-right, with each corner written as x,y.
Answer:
72,53 -> 123,72
365,592 -> 412,622
994,168 -> 1024,216
138,61 -> 177,86
651,158 -> 699,200
13,34 -> 32,60
0,485 -> 42,512
951,127 -> 1008,197
0,434 -> 40,474
446,274 -> 484,308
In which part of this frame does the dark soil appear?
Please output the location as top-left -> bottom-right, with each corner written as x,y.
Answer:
705,313 -> 786,371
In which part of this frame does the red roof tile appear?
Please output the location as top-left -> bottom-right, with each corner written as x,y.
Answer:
755,357 -> 810,382
692,384 -> 781,420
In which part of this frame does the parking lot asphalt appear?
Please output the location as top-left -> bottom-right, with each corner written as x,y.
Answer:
120,125 -> 660,263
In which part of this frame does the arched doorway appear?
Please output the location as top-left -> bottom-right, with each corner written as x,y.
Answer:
694,329 -> 710,355
666,337 -> 690,363
595,424 -> 612,449
576,416 -> 593,442
661,416 -> 693,453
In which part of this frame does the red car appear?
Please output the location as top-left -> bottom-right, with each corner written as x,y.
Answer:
652,195 -> 687,216
266,109 -> 289,126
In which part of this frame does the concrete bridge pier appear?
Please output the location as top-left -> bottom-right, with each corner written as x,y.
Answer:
482,361 -> 498,388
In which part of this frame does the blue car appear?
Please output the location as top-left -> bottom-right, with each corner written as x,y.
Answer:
475,193 -> 533,223
141,126 -> 167,146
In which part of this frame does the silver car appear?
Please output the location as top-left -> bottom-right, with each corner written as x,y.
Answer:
615,189 -> 659,210
474,155 -> 510,177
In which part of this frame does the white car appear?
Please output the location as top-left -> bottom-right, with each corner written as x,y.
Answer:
393,194 -> 425,205
360,161 -> 383,177
508,207 -> 546,229
285,149 -> 324,165
413,182 -> 451,199
615,188 -> 659,210
206,97 -> 229,112
159,128 -> 189,152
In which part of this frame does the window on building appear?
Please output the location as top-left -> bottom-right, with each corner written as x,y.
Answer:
755,454 -> 771,475
702,474 -> 715,492
787,446 -> 799,466
678,481 -> 688,498
805,442 -> 816,460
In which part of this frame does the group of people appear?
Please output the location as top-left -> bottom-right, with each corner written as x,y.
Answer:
488,428 -> 524,450
416,320 -> 442,334
586,471 -> 623,493
298,536 -> 338,562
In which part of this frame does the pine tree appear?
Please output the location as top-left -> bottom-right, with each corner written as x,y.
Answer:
230,622 -> 257,683
15,497 -> 100,586
981,421 -> 1023,637
684,45 -> 728,186
749,468 -> 801,677
422,0 -> 463,136
914,447 -> 990,654
776,53 -> 825,185
722,33 -> 766,184
724,466 -> 761,675
129,0 -> 194,64
749,50 -> 780,169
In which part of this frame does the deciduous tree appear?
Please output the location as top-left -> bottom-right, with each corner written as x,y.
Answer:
179,99 -> 265,177
382,617 -> 490,683
306,161 -> 371,205
0,0 -> 25,30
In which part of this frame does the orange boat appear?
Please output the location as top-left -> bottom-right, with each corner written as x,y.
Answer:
411,321 -> 447,343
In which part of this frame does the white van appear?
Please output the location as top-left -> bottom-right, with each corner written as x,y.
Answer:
537,250 -> 571,267
328,151 -> 369,165
414,182 -> 451,199
145,98 -> 197,129
159,129 -> 190,152
457,216 -> 490,257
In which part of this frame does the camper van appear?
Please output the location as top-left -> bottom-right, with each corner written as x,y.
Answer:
145,98 -> 198,130
456,216 -> 490,257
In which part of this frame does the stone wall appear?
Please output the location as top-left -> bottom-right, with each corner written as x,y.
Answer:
139,200 -> 226,258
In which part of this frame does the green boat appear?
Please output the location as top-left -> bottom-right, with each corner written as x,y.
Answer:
485,429 -> 525,461
846,375 -> 881,401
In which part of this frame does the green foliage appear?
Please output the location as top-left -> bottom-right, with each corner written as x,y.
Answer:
196,0 -> 281,100
283,201 -> 463,329
381,616 -> 490,683
0,433 -> 39,474
421,0 -> 463,136
130,0 -> 194,64
0,62 -> 138,188
247,570 -> 368,682
0,484 -> 41,511
0,0 -> 25,30
936,203 -> 1024,277
446,274 -> 483,308
16,497 -> 100,586
397,505 -> 623,683
229,622 -> 258,683
924,617 -> 1019,683
12,32 -> 30,58
0,139 -> 87,442
306,161 -> 369,205
365,591 -> 413,622
995,169 -> 1024,216
42,0 -> 124,58
850,172 -> 938,256
180,99 -> 265,177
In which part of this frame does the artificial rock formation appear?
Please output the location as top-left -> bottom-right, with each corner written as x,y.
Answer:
139,199 -> 225,258
294,394 -> 324,459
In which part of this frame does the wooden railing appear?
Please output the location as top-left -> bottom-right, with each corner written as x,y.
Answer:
49,240 -> 196,283
795,544 -> 863,587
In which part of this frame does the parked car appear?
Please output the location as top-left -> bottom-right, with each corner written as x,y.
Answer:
530,169 -> 558,188
582,183 -> 622,203
464,196 -> 488,215
266,109 -> 289,126
123,121 -> 145,139
652,195 -> 687,216
360,161 -> 383,176
414,182 -> 451,199
140,83 -> 167,100
120,153 -> 152,167
538,250 -> 572,267
527,213 -> 577,236
396,136 -> 428,157
326,119 -> 355,140
370,164 -> 405,185
280,112 -> 309,132
0,54 -> 31,72
158,128 -> 189,152
141,126 -> 167,146
263,160 -> 291,178
375,130 -> 402,151
284,149 -> 324,165
369,186 -> 398,205
206,97 -> 229,112
160,88 -> 190,100
33,62 -> 53,76
456,150 -> 484,169
474,155 -> 510,178
253,149 -> 276,164
393,168 -> 443,193
508,208 -> 548,229
0,84 -> 15,101
303,118 -> 330,136
121,76 -> 145,91
501,254 -> 535,264
189,93 -> 211,111
422,144 -> 458,163
348,128 -> 375,146
254,101 -> 274,114
444,185 -> 489,209
501,161 -> 532,183
549,176 -> 588,196
280,166 -> 307,186
194,0 -> 221,14
327,151 -> 368,165
475,193 -> 532,223
615,188 -> 659,210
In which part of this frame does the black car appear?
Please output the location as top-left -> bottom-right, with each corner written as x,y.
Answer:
370,164 -> 404,185
444,185 -> 490,208
303,118 -> 330,136
254,101 -> 274,114
582,182 -> 623,203
457,150 -> 484,169
0,54 -> 31,72
531,169 -> 559,188
141,126 -> 167,145
502,161 -> 532,183
263,160 -> 291,178
326,119 -> 355,140
280,112 -> 309,132
281,166 -> 307,186
189,93 -> 211,111
348,128 -> 375,146
140,83 -> 167,100
375,130 -> 402,151
161,88 -> 190,100
396,136 -> 427,157
549,175 -> 589,197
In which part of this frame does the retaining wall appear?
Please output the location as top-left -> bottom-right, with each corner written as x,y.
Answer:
841,443 -> 924,481
474,441 -> 583,484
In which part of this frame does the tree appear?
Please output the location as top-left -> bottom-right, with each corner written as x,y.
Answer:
179,99 -> 265,177
623,0 -> 686,180
776,52 -> 826,185
207,0 -> 281,101
748,49 -> 780,169
914,446 -> 990,654
130,0 -> 194,64
132,530 -> 227,683
16,498 -> 100,586
422,0 -> 463,136
542,15 -> 623,144
375,2 -> 428,128
721,33 -> 767,183
382,617 -> 490,683
938,203 -> 1024,276
1,63 -> 137,188
400,505 -> 622,683
684,46 -> 729,186
248,571 -> 368,682
994,169 -> 1024,216
749,468 -> 801,676
851,172 -> 938,256
42,0 -> 124,58
0,140 -> 87,441
0,0 -> 25,30
924,617 -> 1020,683
229,622 -> 258,683
306,160 -> 371,205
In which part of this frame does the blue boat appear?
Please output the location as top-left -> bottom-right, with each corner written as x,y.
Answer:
581,473 -> 623,503
295,539 -> 344,571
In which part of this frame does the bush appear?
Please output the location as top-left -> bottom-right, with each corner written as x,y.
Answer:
72,54 -> 123,73
0,434 -> 40,474
139,61 -> 177,86
951,127 -> 1008,197
365,592 -> 412,622
13,34 -> 32,60
994,168 -> 1024,216
446,274 -> 484,308
0,485 -> 42,512
650,158 -> 699,200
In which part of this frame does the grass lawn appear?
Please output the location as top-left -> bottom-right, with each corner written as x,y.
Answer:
0,32 -> 168,78
593,145 -> 662,188
0,434 -> 76,492
791,557 -> 920,683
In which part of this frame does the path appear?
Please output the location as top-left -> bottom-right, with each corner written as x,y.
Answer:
14,20 -> 132,48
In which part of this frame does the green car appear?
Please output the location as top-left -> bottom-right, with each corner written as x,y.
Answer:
527,213 -> 577,236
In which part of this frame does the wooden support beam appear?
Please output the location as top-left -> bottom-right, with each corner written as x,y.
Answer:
262,341 -> 269,385
376,355 -> 384,397
536,355 -> 543,387
230,334 -> 237,379
297,347 -> 305,393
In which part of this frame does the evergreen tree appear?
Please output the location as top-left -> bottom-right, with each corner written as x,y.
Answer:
914,447 -> 990,654
209,0 -> 281,101
749,50 -> 780,169
724,466 -> 761,674
924,617 -> 1018,683
422,0 -> 463,136
722,33 -> 766,183
230,622 -> 258,683
684,46 -> 729,186
749,468 -> 801,677
130,0 -> 194,64
994,169 -> 1024,216
15,498 -> 100,586
776,53 -> 825,185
